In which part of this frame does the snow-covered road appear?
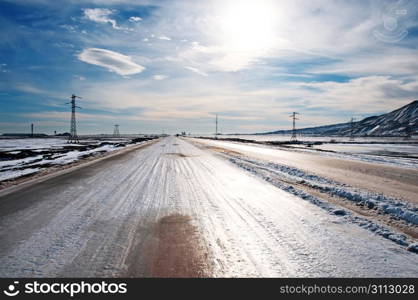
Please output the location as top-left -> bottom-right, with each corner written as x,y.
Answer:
0,136 -> 417,277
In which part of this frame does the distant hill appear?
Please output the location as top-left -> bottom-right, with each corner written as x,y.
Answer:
260,100 -> 418,136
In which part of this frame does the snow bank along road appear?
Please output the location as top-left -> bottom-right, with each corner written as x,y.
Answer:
0,136 -> 417,277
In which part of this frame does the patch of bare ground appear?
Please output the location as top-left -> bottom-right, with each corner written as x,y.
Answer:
165,153 -> 189,158
147,214 -> 211,278
202,145 -> 243,156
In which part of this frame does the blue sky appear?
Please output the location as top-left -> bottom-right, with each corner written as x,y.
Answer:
1,0 -> 418,134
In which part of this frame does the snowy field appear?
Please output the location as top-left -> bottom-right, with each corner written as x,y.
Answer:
215,134 -> 418,143
221,134 -> 418,143
0,137 -> 155,182
0,138 -> 135,151
0,138 -> 73,151
194,134 -> 418,160
313,143 -> 418,158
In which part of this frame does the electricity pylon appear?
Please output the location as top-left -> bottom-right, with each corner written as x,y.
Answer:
290,112 -> 299,142
67,94 -> 81,143
113,124 -> 120,137
349,117 -> 356,141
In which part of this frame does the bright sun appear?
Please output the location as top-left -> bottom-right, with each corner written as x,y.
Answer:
218,0 -> 280,55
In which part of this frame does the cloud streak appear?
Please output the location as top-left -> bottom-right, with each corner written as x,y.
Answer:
129,16 -> 142,22
153,74 -> 168,80
184,66 -> 208,76
83,8 -> 121,29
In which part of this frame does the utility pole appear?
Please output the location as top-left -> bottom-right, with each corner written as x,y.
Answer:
113,124 -> 120,137
349,117 -> 356,141
67,94 -> 82,143
31,123 -> 34,138
215,114 -> 218,139
290,112 -> 299,142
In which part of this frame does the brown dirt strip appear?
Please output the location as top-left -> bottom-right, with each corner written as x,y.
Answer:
124,214 -> 212,278
148,214 -> 211,278
204,146 -> 243,156
165,153 -> 189,158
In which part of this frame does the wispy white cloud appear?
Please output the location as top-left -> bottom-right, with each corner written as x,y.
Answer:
75,74 -> 418,123
77,48 -> 145,76
83,8 -> 121,30
298,76 -> 418,113
11,83 -> 66,99
129,16 -> 142,22
74,75 -> 86,81
14,84 -> 49,95
185,66 -> 208,76
60,24 -> 77,33
153,74 -> 168,80
0,63 -> 8,73
21,111 -> 118,122
159,35 -> 171,41
308,49 -> 418,76
151,0 -> 417,75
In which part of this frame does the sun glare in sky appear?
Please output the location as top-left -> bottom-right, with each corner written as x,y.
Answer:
218,0 -> 281,56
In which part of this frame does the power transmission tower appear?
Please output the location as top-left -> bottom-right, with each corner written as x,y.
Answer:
113,124 -> 120,137
215,114 -> 218,139
349,117 -> 356,141
67,94 -> 82,143
290,112 -> 299,142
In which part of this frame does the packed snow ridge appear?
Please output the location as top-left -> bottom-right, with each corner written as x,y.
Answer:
221,153 -> 417,249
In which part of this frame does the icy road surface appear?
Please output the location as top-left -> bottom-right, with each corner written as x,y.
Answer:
0,136 -> 417,277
